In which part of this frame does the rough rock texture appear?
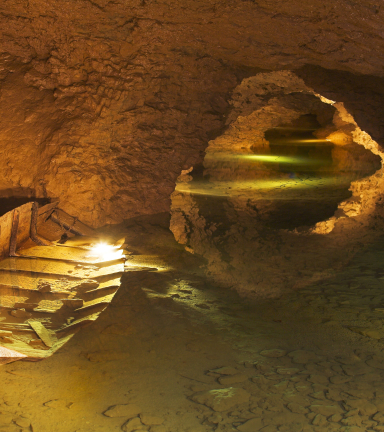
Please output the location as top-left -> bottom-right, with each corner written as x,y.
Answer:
190,387 -> 250,412
170,71 -> 384,296
0,51 -> 234,226
1,1 -> 384,225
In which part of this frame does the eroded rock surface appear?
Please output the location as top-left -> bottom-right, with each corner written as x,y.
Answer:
170,71 -> 384,296
1,1 -> 384,225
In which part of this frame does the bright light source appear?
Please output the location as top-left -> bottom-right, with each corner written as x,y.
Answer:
87,242 -> 124,261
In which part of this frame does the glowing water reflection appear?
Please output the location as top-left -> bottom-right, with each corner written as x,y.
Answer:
175,175 -> 355,198
205,153 -> 330,165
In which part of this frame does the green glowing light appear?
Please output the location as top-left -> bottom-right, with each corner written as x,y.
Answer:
205,153 -> 328,165
175,175 -> 354,197
242,155 -> 326,164
242,155 -> 295,162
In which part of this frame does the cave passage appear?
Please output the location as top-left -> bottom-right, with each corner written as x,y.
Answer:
180,115 -> 381,230
265,114 -> 334,176
4,1 -> 384,430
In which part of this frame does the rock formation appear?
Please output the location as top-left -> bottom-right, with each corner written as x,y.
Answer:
0,1 -> 384,224
170,71 -> 384,296
2,0 -> 384,295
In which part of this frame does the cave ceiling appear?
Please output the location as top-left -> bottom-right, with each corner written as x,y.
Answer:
0,0 -> 384,225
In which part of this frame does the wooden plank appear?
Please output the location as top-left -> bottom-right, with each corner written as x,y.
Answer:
0,325 -> 35,334
0,202 -> 34,259
18,246 -> 126,266
0,338 -> 50,360
0,268 -> 124,284
28,320 -> 56,347
61,298 -> 84,309
0,346 -> 27,365
0,258 -> 80,274
75,301 -> 109,314
36,218 -> 66,242
82,285 -> 119,301
56,316 -> 97,333
80,293 -> 115,308
19,245 -> 93,261
0,274 -> 121,294
32,308 -> 58,314
38,202 -> 59,220
9,209 -> 20,257
0,210 -> 13,259
0,222 -> 124,364
0,332 -> 76,360
0,257 -> 124,279
50,209 -> 96,237
15,203 -> 34,250
0,322 -> 56,330
30,202 -> 51,246
0,284 -> 71,297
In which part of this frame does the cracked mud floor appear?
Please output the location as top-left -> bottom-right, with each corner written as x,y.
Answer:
2,213 -> 384,432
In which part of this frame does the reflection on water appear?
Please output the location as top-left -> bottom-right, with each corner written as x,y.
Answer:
176,176 -> 357,197
176,124 -> 382,230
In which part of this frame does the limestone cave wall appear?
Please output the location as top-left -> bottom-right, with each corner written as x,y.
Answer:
1,1 -> 384,226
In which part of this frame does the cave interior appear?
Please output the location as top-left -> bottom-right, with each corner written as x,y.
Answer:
2,1 -> 384,432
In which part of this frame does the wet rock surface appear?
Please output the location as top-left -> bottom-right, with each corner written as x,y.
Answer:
1,2 -> 384,225
1,215 -> 384,431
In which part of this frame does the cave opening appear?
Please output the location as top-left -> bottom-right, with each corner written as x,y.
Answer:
171,72 -> 384,300
176,112 -> 381,232
265,114 -> 333,176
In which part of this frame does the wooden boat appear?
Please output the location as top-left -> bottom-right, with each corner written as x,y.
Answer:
0,202 -> 126,365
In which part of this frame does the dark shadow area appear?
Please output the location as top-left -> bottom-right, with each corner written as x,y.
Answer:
0,188 -> 50,217
262,114 -> 381,229
265,114 -> 334,175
